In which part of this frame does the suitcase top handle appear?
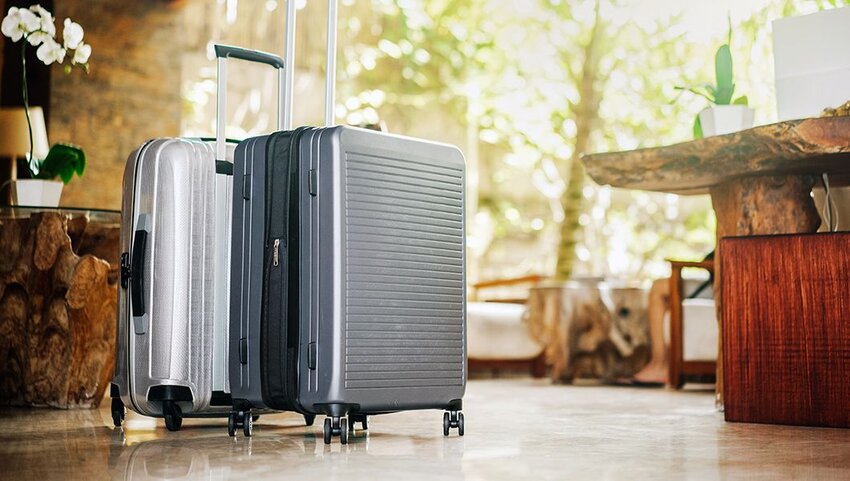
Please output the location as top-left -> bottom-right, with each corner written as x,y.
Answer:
214,45 -> 285,69
213,44 -> 286,162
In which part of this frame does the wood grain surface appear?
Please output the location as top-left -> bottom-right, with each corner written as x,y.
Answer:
720,232 -> 850,428
0,212 -> 119,408
525,283 -> 650,383
583,117 -> 850,194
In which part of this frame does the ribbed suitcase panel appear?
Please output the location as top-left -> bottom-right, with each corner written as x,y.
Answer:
344,151 -> 465,390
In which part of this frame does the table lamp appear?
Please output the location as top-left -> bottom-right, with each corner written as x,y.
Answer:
0,107 -> 50,180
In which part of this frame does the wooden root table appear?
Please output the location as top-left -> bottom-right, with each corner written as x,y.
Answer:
0,207 -> 120,408
525,281 -> 650,383
582,116 -> 850,404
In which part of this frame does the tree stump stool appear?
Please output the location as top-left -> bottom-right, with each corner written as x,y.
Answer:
525,281 -> 650,383
0,208 -> 120,408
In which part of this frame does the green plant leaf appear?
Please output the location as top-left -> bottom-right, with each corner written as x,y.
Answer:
37,143 -> 86,185
675,85 -> 717,103
733,95 -> 748,106
727,13 -> 733,46
714,44 -> 734,105
693,114 -> 703,139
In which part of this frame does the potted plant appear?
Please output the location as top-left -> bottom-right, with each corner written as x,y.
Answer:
676,26 -> 752,138
1,5 -> 90,206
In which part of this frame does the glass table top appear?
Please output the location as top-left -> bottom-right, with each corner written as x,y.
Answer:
0,205 -> 120,223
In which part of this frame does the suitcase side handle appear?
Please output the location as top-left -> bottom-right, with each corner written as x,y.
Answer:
130,228 -> 147,319
213,44 -> 286,162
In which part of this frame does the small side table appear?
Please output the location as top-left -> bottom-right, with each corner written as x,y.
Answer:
0,206 -> 120,408
525,281 -> 649,383
583,116 -> 850,406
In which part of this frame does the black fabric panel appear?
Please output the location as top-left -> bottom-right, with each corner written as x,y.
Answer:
260,127 -> 311,412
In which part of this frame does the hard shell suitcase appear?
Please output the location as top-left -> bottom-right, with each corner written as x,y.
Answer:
228,0 -> 467,443
110,45 -> 286,431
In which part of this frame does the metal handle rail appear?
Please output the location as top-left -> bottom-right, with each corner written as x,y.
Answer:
282,0 -> 338,128
325,0 -> 338,127
213,44 -> 286,162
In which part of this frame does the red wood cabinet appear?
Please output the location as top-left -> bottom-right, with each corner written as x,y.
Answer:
721,232 -> 850,428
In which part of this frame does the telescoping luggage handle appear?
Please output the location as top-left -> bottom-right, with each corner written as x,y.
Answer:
282,0 -> 338,127
213,44 -> 287,163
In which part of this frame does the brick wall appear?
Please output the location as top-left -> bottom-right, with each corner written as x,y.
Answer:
50,0 -> 184,209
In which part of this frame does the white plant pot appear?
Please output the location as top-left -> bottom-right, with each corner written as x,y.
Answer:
698,106 -> 755,137
14,179 -> 63,207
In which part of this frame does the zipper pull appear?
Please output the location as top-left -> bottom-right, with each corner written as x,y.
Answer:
273,238 -> 280,267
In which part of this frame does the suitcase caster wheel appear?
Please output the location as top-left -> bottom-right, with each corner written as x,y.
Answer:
323,416 -> 348,444
111,397 -> 125,428
243,412 -> 253,437
323,418 -> 332,444
339,418 -> 348,445
348,414 -> 367,432
163,402 -> 183,432
304,414 -> 316,427
227,412 -> 237,437
443,410 -> 463,436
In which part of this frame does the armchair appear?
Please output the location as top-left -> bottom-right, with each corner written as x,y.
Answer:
667,259 -> 717,389
467,275 -> 547,378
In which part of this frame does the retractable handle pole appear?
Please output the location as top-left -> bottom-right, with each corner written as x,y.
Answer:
325,0 -> 338,127
214,45 -> 286,162
283,0 -> 296,130
280,0 -> 336,128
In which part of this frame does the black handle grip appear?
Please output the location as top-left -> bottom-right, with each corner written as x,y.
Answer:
130,229 -> 147,317
214,44 -> 285,69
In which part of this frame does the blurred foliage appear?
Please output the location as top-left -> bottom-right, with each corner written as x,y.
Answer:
334,0 -> 849,283
337,0 -> 719,281
183,0 -> 848,284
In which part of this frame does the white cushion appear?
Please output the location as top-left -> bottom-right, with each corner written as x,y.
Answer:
467,302 -> 543,360
664,298 -> 718,361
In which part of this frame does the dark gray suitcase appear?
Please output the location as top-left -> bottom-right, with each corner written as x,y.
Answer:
227,1 -> 466,443
229,125 -> 466,443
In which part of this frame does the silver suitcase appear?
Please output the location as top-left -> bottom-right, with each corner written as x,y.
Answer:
228,1 -> 467,443
110,45 -> 284,431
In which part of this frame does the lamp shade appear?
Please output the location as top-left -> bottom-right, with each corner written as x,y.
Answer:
0,107 -> 49,160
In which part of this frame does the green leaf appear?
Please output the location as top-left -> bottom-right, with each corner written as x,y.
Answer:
37,144 -> 86,185
733,95 -> 748,106
675,85 -> 717,103
693,114 -> 703,139
714,44 -> 734,105
727,13 -> 733,46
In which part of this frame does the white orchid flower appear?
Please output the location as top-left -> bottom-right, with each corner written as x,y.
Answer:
72,42 -> 91,65
62,18 -> 83,50
27,29 -> 51,46
36,36 -> 65,65
1,7 -> 40,42
26,4 -> 56,46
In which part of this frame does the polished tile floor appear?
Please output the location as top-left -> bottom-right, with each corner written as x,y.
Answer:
2,379 -> 850,480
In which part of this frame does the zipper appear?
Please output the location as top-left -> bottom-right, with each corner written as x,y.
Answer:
273,238 -> 280,267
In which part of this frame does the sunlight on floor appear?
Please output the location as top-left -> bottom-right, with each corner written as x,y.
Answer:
2,379 -> 849,480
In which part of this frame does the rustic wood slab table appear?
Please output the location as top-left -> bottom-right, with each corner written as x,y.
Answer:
583,116 -> 850,237
0,206 -> 120,408
582,116 -> 850,403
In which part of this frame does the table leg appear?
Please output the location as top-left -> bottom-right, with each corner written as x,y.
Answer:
709,174 -> 820,408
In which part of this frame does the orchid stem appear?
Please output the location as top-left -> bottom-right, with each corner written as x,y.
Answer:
21,38 -> 36,177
